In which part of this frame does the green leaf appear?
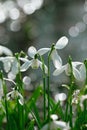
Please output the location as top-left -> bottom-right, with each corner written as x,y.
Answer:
30,103 -> 41,129
9,115 -> 18,130
50,97 -> 64,120
26,120 -> 34,130
26,86 -> 42,109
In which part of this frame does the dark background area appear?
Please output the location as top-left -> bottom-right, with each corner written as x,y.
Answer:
0,0 -> 86,59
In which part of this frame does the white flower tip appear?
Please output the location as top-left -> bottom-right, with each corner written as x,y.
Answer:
56,36 -> 68,49
28,46 -> 37,58
50,114 -> 58,121
60,36 -> 68,45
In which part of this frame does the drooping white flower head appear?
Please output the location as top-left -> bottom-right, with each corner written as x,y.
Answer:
50,36 -> 68,69
80,94 -> 87,110
28,46 -> 50,58
54,93 -> 67,102
6,88 -> 24,105
0,57 -> 19,79
50,114 -> 58,121
20,46 -> 49,74
41,120 -> 70,130
20,36 -> 68,73
53,61 -> 84,81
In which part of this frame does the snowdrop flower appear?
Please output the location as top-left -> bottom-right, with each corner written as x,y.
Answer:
20,46 -> 49,73
50,114 -> 58,121
78,63 -> 86,81
41,120 -> 70,130
53,62 -> 84,81
41,114 -> 70,130
0,57 -> 19,79
54,93 -> 67,102
50,36 -> 68,69
0,45 -> 13,56
6,88 -> 24,105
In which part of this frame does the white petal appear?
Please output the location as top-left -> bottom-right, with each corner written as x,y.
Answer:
31,59 -> 40,69
0,45 -> 13,56
53,121 -> 70,129
18,93 -> 24,105
19,57 -> 29,62
53,66 -> 65,76
28,46 -> 37,58
79,64 -> 86,81
20,60 -> 32,72
6,91 -> 13,100
4,78 -> 16,85
55,36 -> 68,49
39,61 -> 48,74
65,63 -> 71,76
51,50 -> 62,69
73,67 -> 81,80
50,114 -> 58,121
72,62 -> 83,67
0,57 -> 14,73
55,93 -> 67,102
37,48 -> 50,56
11,59 -> 19,75
3,59 -> 11,73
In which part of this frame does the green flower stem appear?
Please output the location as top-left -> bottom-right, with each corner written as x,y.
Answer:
47,56 -> 50,122
40,56 -> 46,120
4,92 -> 10,130
84,60 -> 87,114
68,56 -> 74,128
43,76 -> 46,120
64,101 -> 69,122
47,44 -> 54,122
0,72 -> 10,130
84,60 -> 87,92
17,100 -> 24,130
15,53 -> 25,130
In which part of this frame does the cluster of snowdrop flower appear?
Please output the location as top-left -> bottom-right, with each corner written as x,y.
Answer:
18,36 -> 86,82
0,36 -> 87,130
